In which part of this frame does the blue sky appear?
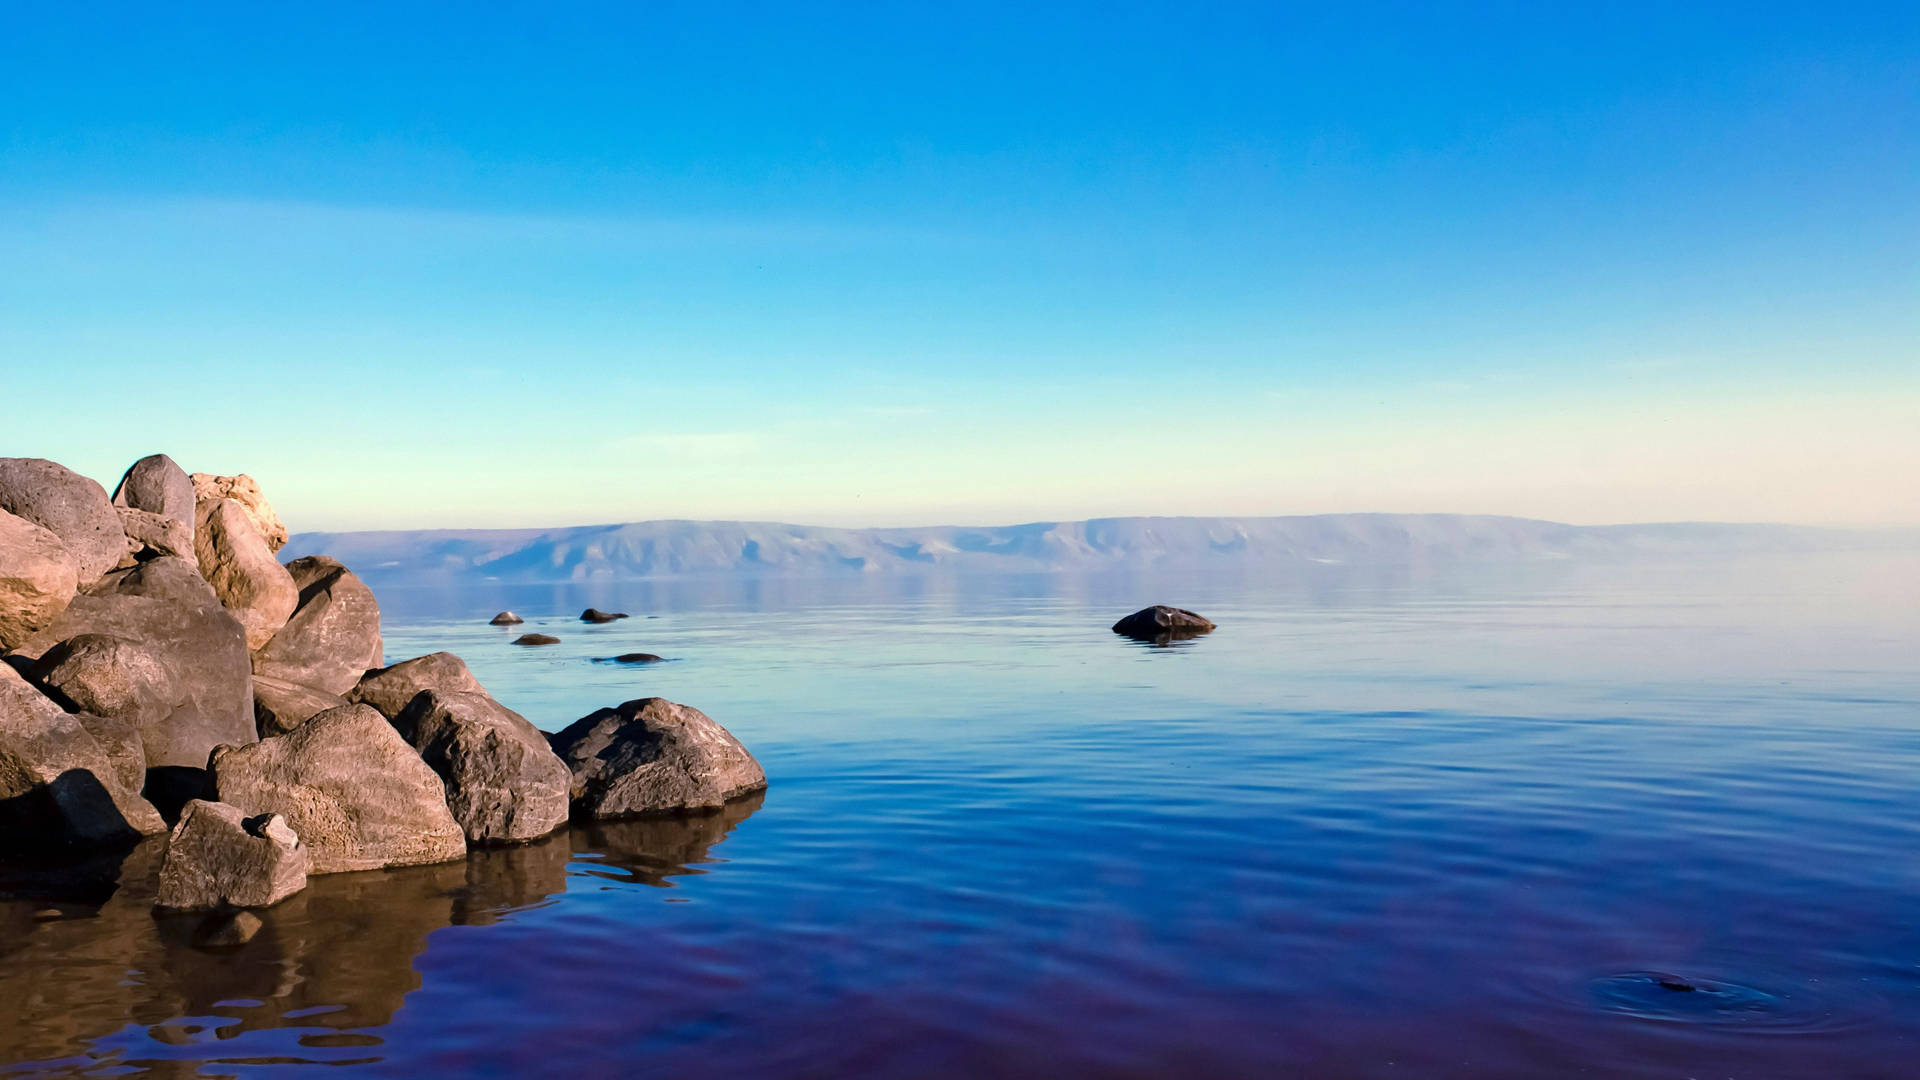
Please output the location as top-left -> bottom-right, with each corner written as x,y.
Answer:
3,1 -> 1915,529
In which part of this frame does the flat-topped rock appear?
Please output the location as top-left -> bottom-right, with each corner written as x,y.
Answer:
549,697 -> 766,818
0,458 -> 123,585
154,799 -> 308,912
1111,605 -> 1216,642
211,704 -> 467,873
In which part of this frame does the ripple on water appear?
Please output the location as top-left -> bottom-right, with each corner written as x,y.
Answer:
1588,971 -> 1856,1034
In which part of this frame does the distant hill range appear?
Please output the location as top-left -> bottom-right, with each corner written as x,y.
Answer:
281,515 -> 1920,584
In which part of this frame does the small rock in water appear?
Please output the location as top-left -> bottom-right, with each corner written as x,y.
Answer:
489,611 -> 524,625
192,910 -> 263,948
1657,976 -> 1699,993
580,608 -> 628,624
1111,605 -> 1216,642
513,633 -> 561,646
600,653 -> 664,664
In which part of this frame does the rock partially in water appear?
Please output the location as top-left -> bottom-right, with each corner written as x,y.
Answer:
349,651 -> 486,720
0,665 -> 167,853
252,674 -> 348,737
396,690 -> 571,845
211,704 -> 467,874
579,608 -> 627,624
1111,605 -> 1216,642
191,909 -> 263,948
188,472 -> 287,553
513,633 -> 561,646
489,611 -> 524,625
599,652 -> 665,664
0,458 -> 125,586
0,508 -> 78,651
153,799 -> 308,912
549,697 -> 766,818
252,556 -> 382,695
111,455 -> 197,536
193,498 -> 296,651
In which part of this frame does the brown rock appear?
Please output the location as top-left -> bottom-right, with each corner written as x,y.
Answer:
348,652 -> 485,720
548,697 -> 766,819
0,508 -> 78,651
395,690 -> 570,845
0,458 -> 123,585
512,633 -> 560,646
154,799 -> 308,912
114,506 -> 194,565
210,704 -> 467,873
111,454 -> 196,535
0,665 -> 167,853
251,675 -> 348,737
194,498 -> 296,651
189,473 -> 288,553
1111,605 -> 1216,642
252,556 -> 382,695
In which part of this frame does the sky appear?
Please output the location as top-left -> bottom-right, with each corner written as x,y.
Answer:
2,1 -> 1915,531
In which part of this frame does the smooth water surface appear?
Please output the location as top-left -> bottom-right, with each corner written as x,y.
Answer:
3,553 -> 1918,1077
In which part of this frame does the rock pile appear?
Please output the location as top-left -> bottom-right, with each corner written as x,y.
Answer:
0,454 -> 765,918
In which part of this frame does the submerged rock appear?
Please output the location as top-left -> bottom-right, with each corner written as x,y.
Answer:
348,651 -> 485,719
251,674 -> 348,737
210,704 -> 467,874
0,665 -> 167,853
579,608 -> 627,624
489,611 -> 524,625
599,652 -> 665,664
192,909 -> 264,948
513,633 -> 560,646
153,799 -> 308,912
548,697 -> 766,818
252,555 -> 382,695
1111,605 -> 1216,642
0,458 -> 124,585
0,508 -> 78,651
111,454 -> 197,535
194,498 -> 297,651
189,473 -> 288,553
395,690 -> 570,845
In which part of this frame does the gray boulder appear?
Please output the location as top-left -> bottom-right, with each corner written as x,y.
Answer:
7,558 -> 254,770
252,675 -> 348,737
29,634 -> 177,732
194,498 -> 297,651
210,704 -> 467,873
189,473 -> 288,553
0,508 -> 78,651
348,651 -> 485,720
154,799 -> 308,912
252,556 -> 382,695
111,454 -> 196,535
114,507 -> 194,565
0,458 -> 123,585
0,665 -> 167,852
1111,605 -> 1216,642
548,697 -> 766,818
396,690 -> 570,845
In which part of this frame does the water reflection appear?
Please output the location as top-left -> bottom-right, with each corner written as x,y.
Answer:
0,797 -> 761,1075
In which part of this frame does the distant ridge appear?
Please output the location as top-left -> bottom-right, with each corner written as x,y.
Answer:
281,515 -> 1918,584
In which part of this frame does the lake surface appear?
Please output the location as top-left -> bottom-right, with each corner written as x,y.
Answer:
3,552 -> 1918,1078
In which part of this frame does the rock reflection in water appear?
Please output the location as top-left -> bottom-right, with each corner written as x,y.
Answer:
0,795 -> 762,1074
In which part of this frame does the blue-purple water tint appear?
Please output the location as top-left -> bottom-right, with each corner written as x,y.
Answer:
4,552 -> 1919,1077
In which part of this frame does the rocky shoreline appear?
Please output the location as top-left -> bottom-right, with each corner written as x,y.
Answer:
0,453 -> 765,917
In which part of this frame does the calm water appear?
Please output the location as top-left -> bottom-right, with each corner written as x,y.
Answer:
3,553 -> 1919,1078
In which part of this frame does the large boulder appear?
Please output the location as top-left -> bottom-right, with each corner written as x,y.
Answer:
548,698 -> 766,818
0,508 -> 78,651
0,665 -> 167,853
395,690 -> 570,845
210,704 -> 467,873
251,556 -> 381,695
29,634 -> 177,733
111,454 -> 196,535
0,458 -> 123,585
194,498 -> 297,651
1110,605 -> 1216,642
153,799 -> 308,912
6,557 -> 254,770
114,507 -> 193,565
348,652 -> 484,720
252,675 -> 348,738
189,473 -> 287,553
